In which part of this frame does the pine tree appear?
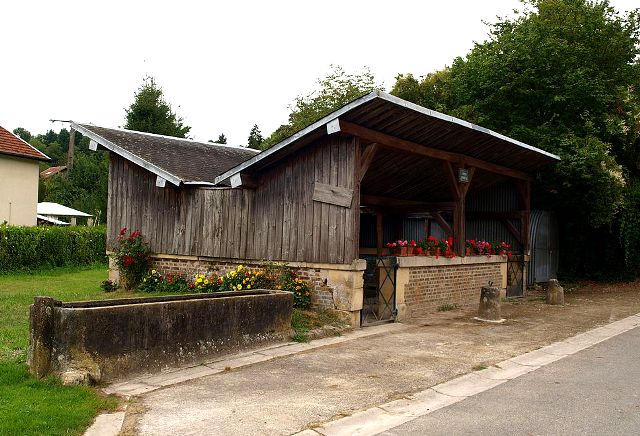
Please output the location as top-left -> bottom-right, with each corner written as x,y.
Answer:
247,124 -> 263,150
124,76 -> 191,138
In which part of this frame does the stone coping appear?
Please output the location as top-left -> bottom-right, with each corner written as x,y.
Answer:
143,252 -> 367,271
396,255 -> 507,268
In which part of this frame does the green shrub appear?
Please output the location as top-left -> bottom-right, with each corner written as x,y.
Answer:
0,225 -> 106,273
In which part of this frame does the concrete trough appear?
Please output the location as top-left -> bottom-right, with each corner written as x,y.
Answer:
28,290 -> 293,383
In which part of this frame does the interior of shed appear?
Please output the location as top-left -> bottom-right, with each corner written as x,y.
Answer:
356,140 -> 532,258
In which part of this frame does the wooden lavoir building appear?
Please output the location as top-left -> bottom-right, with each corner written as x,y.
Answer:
73,91 -> 559,326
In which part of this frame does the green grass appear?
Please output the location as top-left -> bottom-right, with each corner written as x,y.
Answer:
437,303 -> 458,312
0,264 -> 137,435
0,264 -> 176,361
291,308 -> 350,342
0,362 -> 118,436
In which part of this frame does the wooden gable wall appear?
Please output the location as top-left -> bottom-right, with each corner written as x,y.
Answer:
108,134 -> 360,265
248,135 -> 360,264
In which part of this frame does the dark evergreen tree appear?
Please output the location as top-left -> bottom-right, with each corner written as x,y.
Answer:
247,124 -> 264,150
124,76 -> 191,138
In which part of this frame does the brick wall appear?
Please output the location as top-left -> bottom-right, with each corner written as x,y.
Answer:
149,256 -> 353,311
402,262 -> 504,318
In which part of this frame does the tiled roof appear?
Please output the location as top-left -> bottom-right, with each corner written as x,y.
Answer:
0,125 -> 50,161
41,165 -> 67,178
74,124 -> 258,186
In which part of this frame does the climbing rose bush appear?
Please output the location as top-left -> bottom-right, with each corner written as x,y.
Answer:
112,228 -> 151,289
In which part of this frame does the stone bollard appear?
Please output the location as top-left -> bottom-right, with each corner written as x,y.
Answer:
546,279 -> 564,305
28,297 -> 61,378
475,285 -> 504,322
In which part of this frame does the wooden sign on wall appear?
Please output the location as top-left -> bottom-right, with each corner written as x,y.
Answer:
312,182 -> 353,208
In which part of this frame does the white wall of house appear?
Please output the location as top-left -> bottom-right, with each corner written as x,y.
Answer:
0,155 -> 39,226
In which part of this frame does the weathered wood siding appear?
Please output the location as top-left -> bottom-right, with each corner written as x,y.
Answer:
249,135 -> 360,264
108,135 -> 360,265
108,155 -> 254,259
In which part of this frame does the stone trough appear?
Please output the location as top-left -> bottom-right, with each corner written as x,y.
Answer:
28,290 -> 293,383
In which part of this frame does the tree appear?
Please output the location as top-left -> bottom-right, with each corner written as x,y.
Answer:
210,133 -> 227,144
391,0 -> 640,279
263,65 -> 381,148
124,76 -> 191,138
12,127 -> 31,142
247,124 -> 263,150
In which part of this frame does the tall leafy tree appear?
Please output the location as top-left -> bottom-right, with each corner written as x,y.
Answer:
124,76 -> 191,138
392,0 -> 640,279
247,124 -> 264,150
264,65 -> 381,148
12,127 -> 31,142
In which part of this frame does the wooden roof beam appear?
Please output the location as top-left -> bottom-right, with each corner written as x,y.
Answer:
361,195 -> 454,210
331,119 -> 533,181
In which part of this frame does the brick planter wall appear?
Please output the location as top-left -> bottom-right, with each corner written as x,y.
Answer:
395,256 -> 507,320
109,253 -> 366,327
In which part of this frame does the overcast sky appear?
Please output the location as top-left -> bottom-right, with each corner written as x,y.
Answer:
1,0 -> 636,146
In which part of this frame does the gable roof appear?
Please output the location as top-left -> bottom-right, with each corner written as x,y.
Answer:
214,91 -> 560,185
38,202 -> 92,217
70,123 -> 259,186
41,165 -> 67,178
0,125 -> 50,161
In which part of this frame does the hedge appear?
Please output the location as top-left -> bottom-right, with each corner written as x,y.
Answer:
0,225 -> 107,273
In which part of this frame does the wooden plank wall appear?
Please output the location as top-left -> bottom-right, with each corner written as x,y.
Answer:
108,134 -> 360,265
248,135 -> 359,264
108,155 -> 254,259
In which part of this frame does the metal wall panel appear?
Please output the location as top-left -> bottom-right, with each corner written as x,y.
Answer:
529,210 -> 559,284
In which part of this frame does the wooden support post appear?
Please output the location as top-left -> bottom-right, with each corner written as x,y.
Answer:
67,128 -> 76,170
359,143 -> 379,182
443,162 -> 475,255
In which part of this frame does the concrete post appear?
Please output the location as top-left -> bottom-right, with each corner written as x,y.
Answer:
28,297 -> 61,378
477,285 -> 502,321
546,279 -> 564,305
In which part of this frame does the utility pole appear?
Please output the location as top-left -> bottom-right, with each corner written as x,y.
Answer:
67,128 -> 75,170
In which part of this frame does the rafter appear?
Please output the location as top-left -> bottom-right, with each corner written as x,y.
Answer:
333,119 -> 533,181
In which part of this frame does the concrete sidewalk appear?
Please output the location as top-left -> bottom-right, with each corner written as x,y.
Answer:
119,310 -> 639,435
86,288 -> 640,435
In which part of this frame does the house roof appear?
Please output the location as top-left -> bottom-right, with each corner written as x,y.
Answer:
0,125 -> 50,161
70,123 -> 259,186
37,214 -> 69,225
40,165 -> 67,178
214,91 -> 560,185
37,202 -> 92,217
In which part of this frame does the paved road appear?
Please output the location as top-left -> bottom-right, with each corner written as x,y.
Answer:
382,326 -> 640,435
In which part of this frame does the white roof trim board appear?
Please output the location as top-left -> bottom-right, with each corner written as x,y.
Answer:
37,202 -> 92,217
37,214 -> 69,225
213,90 -> 561,185
70,122 -> 185,187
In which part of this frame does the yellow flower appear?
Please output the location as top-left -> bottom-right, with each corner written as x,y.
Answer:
237,265 -> 244,272
236,284 -> 242,290
196,277 -> 203,283
247,285 -> 251,289
152,270 -> 157,274
204,279 -> 209,285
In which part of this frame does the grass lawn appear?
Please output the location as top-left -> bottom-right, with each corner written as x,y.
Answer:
0,264 -> 145,436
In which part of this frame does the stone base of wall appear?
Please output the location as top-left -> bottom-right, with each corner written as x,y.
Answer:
395,256 -> 507,320
121,253 -> 367,327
